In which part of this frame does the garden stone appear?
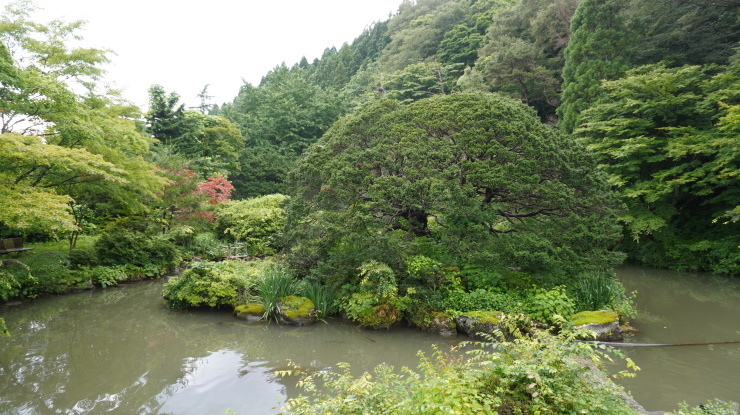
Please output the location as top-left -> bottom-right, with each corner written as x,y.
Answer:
427,312 -> 456,336
571,310 -> 623,342
234,302 -> 265,322
455,311 -> 503,341
276,296 -> 316,326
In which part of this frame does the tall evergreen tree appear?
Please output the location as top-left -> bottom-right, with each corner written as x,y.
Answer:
557,0 -> 632,133
146,85 -> 187,145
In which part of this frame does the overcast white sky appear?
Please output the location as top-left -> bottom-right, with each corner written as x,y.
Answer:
3,0 -> 402,109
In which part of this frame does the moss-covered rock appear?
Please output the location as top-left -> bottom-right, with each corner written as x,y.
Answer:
571,310 -> 618,326
571,310 -> 622,342
415,311 -> 457,336
455,311 -> 503,341
234,302 -> 265,322
362,303 -> 403,329
277,296 -> 316,326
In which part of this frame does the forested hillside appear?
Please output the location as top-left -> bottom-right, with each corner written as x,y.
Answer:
206,0 -> 738,275
1,0 -> 738,279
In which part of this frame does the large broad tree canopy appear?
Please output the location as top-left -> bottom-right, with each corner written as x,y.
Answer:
0,2 -> 166,236
285,92 -> 624,285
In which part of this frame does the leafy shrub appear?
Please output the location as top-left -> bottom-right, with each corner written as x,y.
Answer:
442,288 -> 524,315
405,255 -> 457,291
67,249 -> 98,269
357,261 -> 398,301
215,194 -> 289,256
256,264 -> 298,321
344,293 -> 404,329
179,232 -> 222,260
479,329 -> 639,414
342,261 -> 410,329
163,260 -> 256,309
281,329 -> 640,415
78,266 -> 127,288
526,286 -> 576,326
95,231 -> 180,273
0,261 -> 37,300
461,266 -> 504,291
30,264 -> 87,294
166,225 -> 195,246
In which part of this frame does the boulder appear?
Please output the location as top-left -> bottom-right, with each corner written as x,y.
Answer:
455,311 -> 504,341
234,302 -> 265,322
571,310 -> 623,342
426,312 -> 457,336
277,296 -> 316,326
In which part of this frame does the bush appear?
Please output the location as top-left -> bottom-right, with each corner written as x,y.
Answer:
667,400 -> 738,415
179,232 -> 222,260
67,249 -> 98,269
163,260 -> 258,309
280,329 -> 640,414
0,260 -> 37,300
344,293 -> 404,329
166,225 -> 196,246
525,286 -> 576,326
442,288 -> 524,315
79,266 -> 127,288
95,230 -> 180,273
461,266 -> 505,291
340,261 -> 411,329
405,255 -> 452,291
215,194 -> 289,256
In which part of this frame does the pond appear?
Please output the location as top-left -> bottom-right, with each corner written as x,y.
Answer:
1,266 -> 739,414
0,280 -> 459,414
615,266 -> 740,412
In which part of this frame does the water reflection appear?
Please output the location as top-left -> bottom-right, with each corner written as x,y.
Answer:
0,281 -> 458,414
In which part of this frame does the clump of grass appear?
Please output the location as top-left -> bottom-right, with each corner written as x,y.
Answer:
573,273 -> 617,311
301,282 -> 338,320
256,264 -> 298,321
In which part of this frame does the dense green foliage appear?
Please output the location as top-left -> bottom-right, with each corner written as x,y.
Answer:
578,63 -> 740,274
219,65 -> 346,197
95,228 -> 180,274
285,93 -> 624,286
281,329 -> 641,414
163,260 -> 260,309
557,0 -> 632,133
214,194 -> 289,256
256,264 -> 299,321
0,3 -> 166,238
2,1 -> 738,409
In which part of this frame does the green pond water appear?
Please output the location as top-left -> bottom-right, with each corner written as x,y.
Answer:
615,266 -> 740,412
1,266 -> 739,414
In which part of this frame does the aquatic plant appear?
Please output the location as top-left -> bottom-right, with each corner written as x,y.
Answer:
257,264 -> 298,321
573,273 -> 618,311
300,281 -> 338,320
